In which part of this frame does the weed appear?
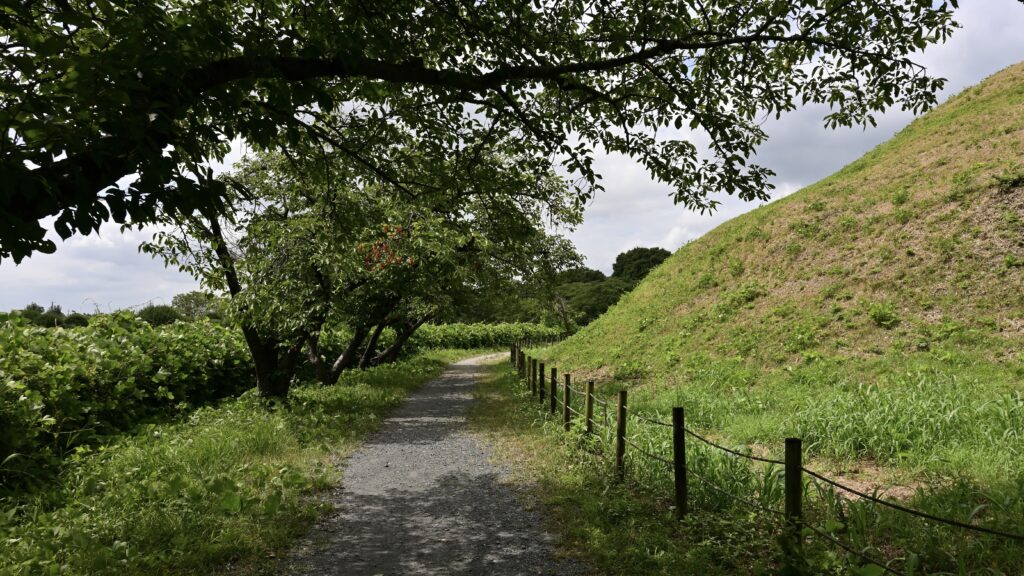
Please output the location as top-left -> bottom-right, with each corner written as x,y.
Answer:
614,360 -> 648,380
947,164 -> 985,201
697,271 -> 718,289
892,208 -> 912,225
791,220 -> 822,239
836,215 -> 857,232
994,166 -> 1024,193
866,301 -> 899,329
930,235 -> 960,261
728,257 -> 745,277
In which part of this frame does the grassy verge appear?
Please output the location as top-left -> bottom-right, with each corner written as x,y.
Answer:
469,359 -> 781,575
0,349 -> 486,576
472,359 -> 1024,575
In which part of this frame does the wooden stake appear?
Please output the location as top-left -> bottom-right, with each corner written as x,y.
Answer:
615,390 -> 627,480
672,407 -> 688,518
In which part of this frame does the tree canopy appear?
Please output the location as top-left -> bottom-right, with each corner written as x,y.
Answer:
612,247 -> 672,282
1,0 -> 958,262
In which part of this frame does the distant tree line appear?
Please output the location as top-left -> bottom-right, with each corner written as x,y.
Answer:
444,246 -> 671,330
1,291 -> 227,328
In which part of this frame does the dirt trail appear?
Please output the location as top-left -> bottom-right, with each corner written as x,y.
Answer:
282,354 -> 585,576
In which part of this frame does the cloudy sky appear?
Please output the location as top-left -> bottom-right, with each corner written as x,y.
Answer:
3,1 -> 1024,312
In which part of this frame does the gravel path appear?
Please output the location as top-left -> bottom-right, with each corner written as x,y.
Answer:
282,354 -> 586,576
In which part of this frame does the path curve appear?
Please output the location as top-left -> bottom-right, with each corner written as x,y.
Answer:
283,354 -> 585,576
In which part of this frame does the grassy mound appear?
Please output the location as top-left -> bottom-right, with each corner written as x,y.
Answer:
546,62 -> 1024,485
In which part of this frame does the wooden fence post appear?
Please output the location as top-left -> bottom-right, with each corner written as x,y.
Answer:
539,362 -> 545,400
562,374 -> 572,431
672,407 -> 688,519
531,358 -> 537,395
545,367 -> 555,405
584,381 -> 595,434
785,438 -> 803,550
510,343 -> 516,365
615,390 -> 627,480
549,373 -> 557,415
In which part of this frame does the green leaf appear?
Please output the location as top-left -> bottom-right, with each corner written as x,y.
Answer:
855,564 -> 886,576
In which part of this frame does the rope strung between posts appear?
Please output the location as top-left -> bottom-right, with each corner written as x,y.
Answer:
801,467 -> 1024,541
623,437 -> 674,468
684,427 -> 785,466
687,466 -> 785,519
803,522 -> 901,575
627,408 -> 674,428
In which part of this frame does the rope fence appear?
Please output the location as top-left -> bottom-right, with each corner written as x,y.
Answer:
687,465 -> 785,519
802,522 -> 901,575
509,341 -> 1024,572
623,437 -> 675,468
684,427 -> 786,466
801,467 -> 1024,541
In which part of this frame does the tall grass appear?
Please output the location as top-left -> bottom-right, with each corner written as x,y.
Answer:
502,356 -> 1024,575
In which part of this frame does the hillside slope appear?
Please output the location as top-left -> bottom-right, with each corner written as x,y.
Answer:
547,62 -> 1024,482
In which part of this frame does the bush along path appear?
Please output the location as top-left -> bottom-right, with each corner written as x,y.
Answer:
282,354 -> 584,576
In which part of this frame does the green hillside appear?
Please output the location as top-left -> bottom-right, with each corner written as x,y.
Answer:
547,62 -> 1024,485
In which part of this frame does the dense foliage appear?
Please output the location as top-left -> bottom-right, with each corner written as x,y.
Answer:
145,147 -> 580,396
411,323 -> 561,350
137,304 -> 182,326
611,247 -> 672,283
1,1 -> 958,262
0,314 -> 252,487
171,291 -> 226,321
556,277 -> 635,326
548,248 -> 672,327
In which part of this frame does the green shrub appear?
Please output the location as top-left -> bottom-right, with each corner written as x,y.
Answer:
63,312 -> 89,327
411,322 -> 561,349
0,314 -> 252,487
138,304 -> 182,326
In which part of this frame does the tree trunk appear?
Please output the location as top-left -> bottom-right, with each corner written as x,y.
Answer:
317,324 -> 368,384
306,333 -> 333,385
372,315 -> 431,366
243,327 -> 301,398
358,322 -> 388,369
205,213 -> 301,398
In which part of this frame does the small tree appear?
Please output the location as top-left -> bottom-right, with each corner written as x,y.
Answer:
171,291 -> 222,321
146,136 -> 582,396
